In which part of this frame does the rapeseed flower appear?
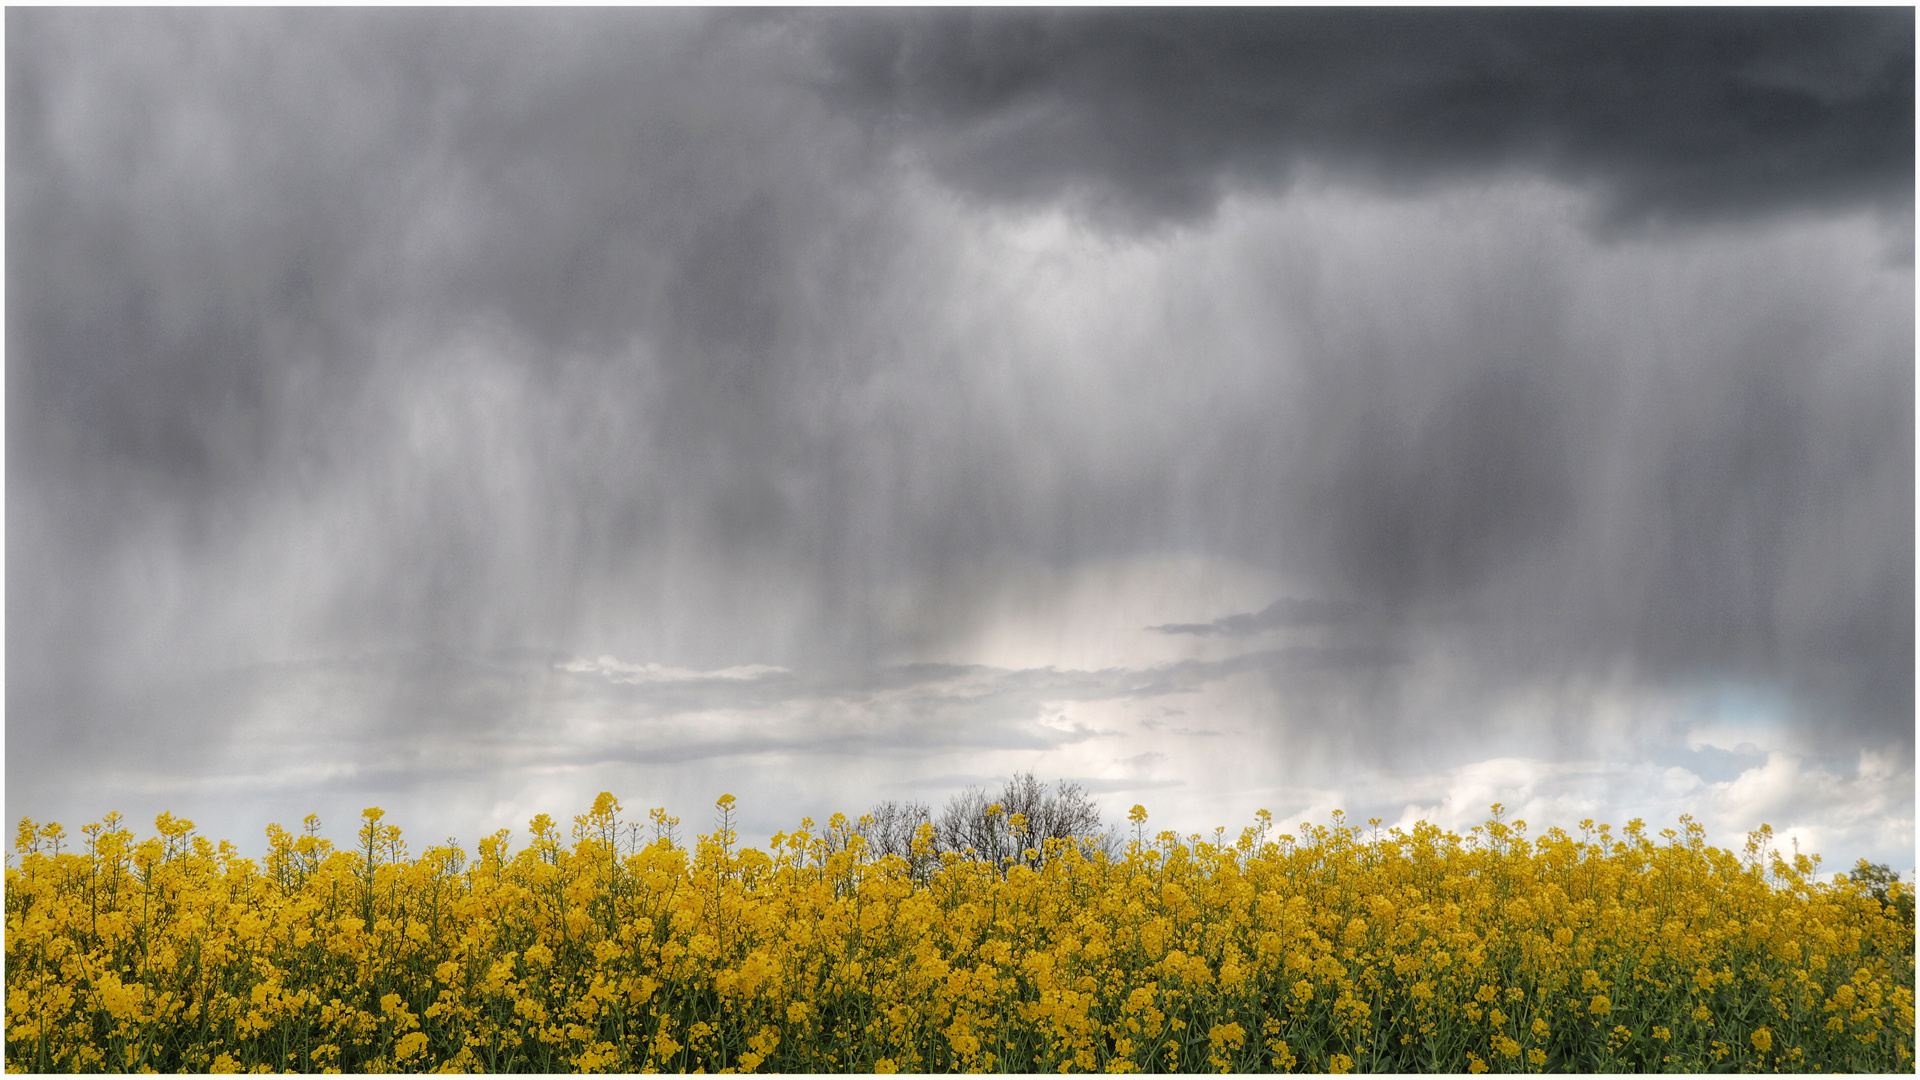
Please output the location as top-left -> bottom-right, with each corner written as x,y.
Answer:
4,798 -> 1911,1072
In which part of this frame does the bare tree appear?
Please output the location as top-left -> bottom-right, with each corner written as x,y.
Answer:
936,785 -> 998,861
998,772 -> 1106,867
924,774 -> 1109,869
854,799 -> 931,861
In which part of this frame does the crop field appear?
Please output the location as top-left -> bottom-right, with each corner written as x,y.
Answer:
5,795 -> 1912,1073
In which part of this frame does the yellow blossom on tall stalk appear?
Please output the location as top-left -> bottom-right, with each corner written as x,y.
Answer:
5,797 -> 1912,1072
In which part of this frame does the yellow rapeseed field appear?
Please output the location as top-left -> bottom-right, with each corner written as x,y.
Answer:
5,794 -> 1912,1072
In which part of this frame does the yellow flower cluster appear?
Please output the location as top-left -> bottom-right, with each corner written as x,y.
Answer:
6,797 -> 1912,1072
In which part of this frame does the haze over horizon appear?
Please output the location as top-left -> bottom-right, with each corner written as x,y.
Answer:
8,9 -> 1914,871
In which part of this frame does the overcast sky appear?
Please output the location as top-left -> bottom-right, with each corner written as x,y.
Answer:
8,8 -> 1913,870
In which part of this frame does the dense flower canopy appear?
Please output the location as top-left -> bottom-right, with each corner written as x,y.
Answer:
6,796 -> 1912,1073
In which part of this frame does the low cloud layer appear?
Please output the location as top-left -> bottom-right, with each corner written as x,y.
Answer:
1150,597 -> 1372,637
8,10 -> 1911,871
22,639 -> 1911,872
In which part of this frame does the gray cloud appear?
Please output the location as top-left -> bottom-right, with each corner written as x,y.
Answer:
813,8 -> 1913,230
7,10 -> 1910,862
5,640 -> 1324,839
1151,597 -> 1372,636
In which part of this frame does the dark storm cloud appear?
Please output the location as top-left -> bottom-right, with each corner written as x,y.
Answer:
808,2 -> 1918,759
7,9 -> 896,691
6,7 -> 1912,845
1264,233 -> 1914,743
814,7 -> 1913,228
